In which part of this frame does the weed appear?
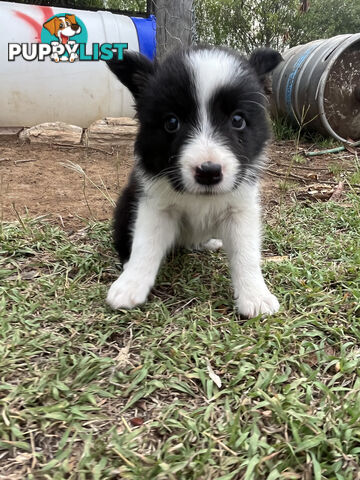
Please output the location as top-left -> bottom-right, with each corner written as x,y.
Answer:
291,154 -> 307,165
272,117 -> 298,141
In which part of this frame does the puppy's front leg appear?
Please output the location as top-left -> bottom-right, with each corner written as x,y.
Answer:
107,202 -> 177,310
221,204 -> 279,318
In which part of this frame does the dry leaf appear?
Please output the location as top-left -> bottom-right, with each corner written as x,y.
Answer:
306,172 -> 319,180
115,344 -> 131,368
206,359 -> 222,388
14,452 -> 32,463
329,181 -> 344,201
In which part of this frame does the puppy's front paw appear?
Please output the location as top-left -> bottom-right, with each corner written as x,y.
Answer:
235,288 -> 279,318
106,274 -> 151,310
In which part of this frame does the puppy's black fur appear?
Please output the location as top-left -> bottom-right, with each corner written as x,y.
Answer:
107,46 -> 283,263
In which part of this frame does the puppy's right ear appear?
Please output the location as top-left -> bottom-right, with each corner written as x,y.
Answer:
106,51 -> 155,100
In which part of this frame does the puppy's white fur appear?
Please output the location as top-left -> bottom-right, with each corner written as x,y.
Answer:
107,169 -> 279,317
181,50 -> 243,194
106,46 -> 281,317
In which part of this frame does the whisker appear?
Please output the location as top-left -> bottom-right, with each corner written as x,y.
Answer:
240,91 -> 268,101
240,100 -> 267,112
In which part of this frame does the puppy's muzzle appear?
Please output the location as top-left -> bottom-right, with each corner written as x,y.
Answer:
195,162 -> 223,185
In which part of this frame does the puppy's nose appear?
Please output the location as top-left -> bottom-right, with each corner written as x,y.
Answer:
195,162 -> 223,185
71,23 -> 80,31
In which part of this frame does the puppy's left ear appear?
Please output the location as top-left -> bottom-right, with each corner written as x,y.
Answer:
249,48 -> 283,78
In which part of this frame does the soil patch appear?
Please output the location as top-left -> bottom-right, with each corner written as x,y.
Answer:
0,141 -> 132,230
0,138 -> 354,230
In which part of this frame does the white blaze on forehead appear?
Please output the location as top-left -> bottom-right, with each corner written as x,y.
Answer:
179,49 -> 245,194
187,49 -> 243,114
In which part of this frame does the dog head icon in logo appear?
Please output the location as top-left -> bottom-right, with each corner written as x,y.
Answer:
44,15 -> 81,44
41,13 -> 87,62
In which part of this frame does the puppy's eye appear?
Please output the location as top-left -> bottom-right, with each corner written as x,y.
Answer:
59,23 -> 64,28
231,112 -> 246,131
164,115 -> 180,133
66,21 -> 70,26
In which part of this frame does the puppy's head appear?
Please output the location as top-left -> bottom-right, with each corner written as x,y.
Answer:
107,46 -> 282,194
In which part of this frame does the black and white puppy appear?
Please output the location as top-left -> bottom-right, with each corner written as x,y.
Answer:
106,45 -> 282,317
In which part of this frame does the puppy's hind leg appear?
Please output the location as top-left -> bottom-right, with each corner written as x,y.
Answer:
107,200 -> 178,310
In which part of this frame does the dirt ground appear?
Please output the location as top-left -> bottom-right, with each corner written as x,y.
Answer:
0,141 -> 133,230
0,138 -> 354,230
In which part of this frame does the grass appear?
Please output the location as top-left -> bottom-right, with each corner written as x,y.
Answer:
272,118 -> 299,142
1,190 -> 360,479
272,118 -> 339,150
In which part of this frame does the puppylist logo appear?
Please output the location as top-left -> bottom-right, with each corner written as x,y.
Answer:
8,13 -> 127,62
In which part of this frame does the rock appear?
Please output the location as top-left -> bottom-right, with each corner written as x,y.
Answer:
19,122 -> 83,145
0,126 -> 23,141
85,117 -> 138,148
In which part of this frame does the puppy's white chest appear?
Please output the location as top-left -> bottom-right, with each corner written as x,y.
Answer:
145,177 -> 259,247
173,196 -> 233,247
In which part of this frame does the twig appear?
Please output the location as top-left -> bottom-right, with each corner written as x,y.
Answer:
266,170 -> 290,179
346,139 -> 360,147
121,416 -> 132,433
267,169 -> 307,183
58,215 -> 65,228
266,170 -> 360,188
82,175 -> 95,220
273,162 -> 351,172
319,179 -> 360,188
29,430 -> 37,469
14,159 -> 37,165
0,157 -> 10,163
202,432 -> 238,456
112,448 -> 135,467
55,143 -> 115,155
173,297 -> 197,314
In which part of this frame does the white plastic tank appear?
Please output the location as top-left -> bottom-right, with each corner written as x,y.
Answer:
0,2 -> 156,127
